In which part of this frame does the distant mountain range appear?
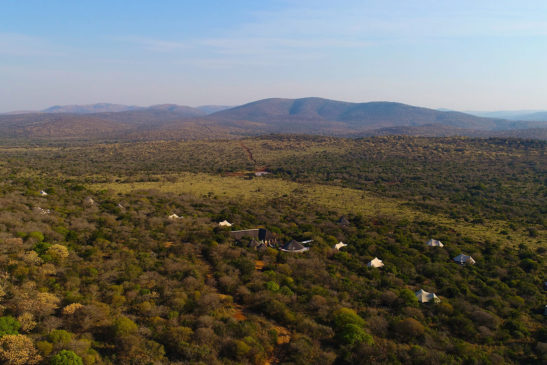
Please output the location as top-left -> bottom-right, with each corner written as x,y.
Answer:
0,98 -> 545,140
467,110 -> 547,121
5,103 -> 232,116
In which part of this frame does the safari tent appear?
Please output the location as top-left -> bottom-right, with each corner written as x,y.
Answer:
415,289 -> 440,303
334,241 -> 347,250
367,257 -> 384,268
453,254 -> 476,265
426,239 -> 444,247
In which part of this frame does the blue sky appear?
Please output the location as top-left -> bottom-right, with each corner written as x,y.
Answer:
1,0 -> 547,112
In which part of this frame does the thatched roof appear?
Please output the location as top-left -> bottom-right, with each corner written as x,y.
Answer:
280,240 -> 309,253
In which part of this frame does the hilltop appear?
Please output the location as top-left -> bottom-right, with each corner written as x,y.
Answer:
1,98 -> 546,141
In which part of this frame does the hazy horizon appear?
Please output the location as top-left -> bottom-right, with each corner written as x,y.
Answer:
2,1 -> 547,113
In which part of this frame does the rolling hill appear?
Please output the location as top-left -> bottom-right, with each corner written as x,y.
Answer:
208,97 -> 541,132
1,97 -> 546,140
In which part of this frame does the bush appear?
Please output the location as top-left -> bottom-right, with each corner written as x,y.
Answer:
333,308 -> 365,329
48,330 -> 72,344
333,308 -> 373,346
398,289 -> 418,308
0,316 -> 20,336
113,316 -> 138,336
338,323 -> 374,345
0,334 -> 42,364
394,318 -> 425,340
50,350 -> 83,365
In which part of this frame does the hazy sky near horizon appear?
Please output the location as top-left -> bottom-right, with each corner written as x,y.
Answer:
1,0 -> 547,112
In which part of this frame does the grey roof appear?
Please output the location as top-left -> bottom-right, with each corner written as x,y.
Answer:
231,229 -> 260,240
453,254 -> 476,264
230,228 -> 276,242
280,240 -> 309,252
338,216 -> 350,226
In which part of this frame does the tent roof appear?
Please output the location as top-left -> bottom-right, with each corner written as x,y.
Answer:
368,257 -> 384,267
427,239 -> 444,247
415,289 -> 439,303
453,254 -> 476,264
334,242 -> 347,250
338,216 -> 350,225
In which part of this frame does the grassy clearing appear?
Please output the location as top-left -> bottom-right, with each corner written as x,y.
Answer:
89,172 -> 543,247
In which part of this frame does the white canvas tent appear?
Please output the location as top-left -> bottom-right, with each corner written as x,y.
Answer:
453,254 -> 476,265
39,190 -> 48,196
367,257 -> 384,268
168,214 -> 183,220
218,220 -> 232,227
334,241 -> 347,250
83,197 -> 95,206
415,289 -> 440,303
426,239 -> 444,247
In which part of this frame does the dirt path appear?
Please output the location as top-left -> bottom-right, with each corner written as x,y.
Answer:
240,142 -> 257,165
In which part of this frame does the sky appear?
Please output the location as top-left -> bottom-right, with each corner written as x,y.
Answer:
1,0 -> 547,112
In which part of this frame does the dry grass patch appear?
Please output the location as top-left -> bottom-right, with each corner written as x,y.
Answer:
89,173 -> 544,247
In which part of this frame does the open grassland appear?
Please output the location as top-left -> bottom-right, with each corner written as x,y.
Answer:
90,172 -> 544,247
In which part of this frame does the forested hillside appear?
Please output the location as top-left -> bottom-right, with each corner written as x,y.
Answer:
0,136 -> 544,364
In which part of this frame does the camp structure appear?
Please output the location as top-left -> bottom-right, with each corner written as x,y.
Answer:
367,257 -> 384,268
415,289 -> 440,303
34,207 -> 51,215
83,197 -> 95,206
218,220 -> 232,227
453,254 -> 476,265
334,241 -> 347,250
39,190 -> 48,196
280,240 -> 309,253
338,216 -> 350,226
426,239 -> 444,247
230,228 -> 278,245
168,213 -> 183,220
248,239 -> 267,250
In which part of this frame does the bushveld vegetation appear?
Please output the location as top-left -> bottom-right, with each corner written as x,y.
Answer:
0,135 -> 544,364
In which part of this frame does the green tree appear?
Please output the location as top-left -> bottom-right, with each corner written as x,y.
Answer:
50,350 -> 83,365
399,289 -> 419,308
338,323 -> 374,345
333,308 -> 373,346
0,316 -> 20,336
48,330 -> 72,345
113,316 -> 138,336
